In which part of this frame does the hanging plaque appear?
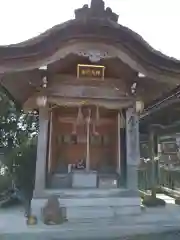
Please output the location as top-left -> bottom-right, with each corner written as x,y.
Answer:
77,64 -> 105,80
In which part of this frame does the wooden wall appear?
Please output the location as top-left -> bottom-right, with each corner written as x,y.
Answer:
48,107 -> 118,172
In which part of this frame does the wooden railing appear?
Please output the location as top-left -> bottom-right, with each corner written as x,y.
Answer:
137,160 -> 180,195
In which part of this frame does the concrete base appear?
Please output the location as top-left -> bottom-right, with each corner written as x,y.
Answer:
31,197 -> 141,220
31,189 -> 141,221
72,171 -> 97,188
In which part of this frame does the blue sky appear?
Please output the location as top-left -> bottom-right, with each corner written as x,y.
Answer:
0,0 -> 179,59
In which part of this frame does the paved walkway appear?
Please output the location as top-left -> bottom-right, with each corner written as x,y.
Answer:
1,194 -> 180,239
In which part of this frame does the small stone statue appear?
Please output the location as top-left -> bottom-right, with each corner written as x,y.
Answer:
42,195 -> 67,225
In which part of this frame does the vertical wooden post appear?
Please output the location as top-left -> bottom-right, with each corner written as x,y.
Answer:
149,129 -> 156,197
117,111 -> 121,173
142,126 -> 166,206
126,107 -> 140,190
48,110 -> 53,173
34,107 -> 49,198
86,109 -> 91,172
120,110 -> 127,187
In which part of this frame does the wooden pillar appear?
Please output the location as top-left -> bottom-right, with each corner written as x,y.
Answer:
117,112 -> 121,173
149,127 -> 158,197
126,107 -> 140,190
120,110 -> 127,187
86,119 -> 90,171
117,110 -> 127,187
50,110 -> 58,173
34,107 -> 49,198
47,110 -> 53,173
86,109 -> 91,172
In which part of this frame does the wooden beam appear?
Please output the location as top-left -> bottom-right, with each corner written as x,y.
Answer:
49,96 -> 133,110
58,116 -> 115,125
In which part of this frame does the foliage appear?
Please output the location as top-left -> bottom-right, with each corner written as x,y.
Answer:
0,174 -> 12,193
0,90 -> 20,150
0,87 -> 38,197
6,138 -> 37,198
0,89 -> 38,151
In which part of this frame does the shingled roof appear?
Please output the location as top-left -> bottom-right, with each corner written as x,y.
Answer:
0,0 -> 179,73
0,0 -> 180,106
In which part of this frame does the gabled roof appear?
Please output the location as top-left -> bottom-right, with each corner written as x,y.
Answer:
0,0 -> 180,106
0,0 -> 179,73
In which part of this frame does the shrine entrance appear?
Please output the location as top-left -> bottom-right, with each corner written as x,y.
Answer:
47,105 -> 123,189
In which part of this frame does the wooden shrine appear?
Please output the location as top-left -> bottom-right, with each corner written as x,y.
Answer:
0,0 -> 180,199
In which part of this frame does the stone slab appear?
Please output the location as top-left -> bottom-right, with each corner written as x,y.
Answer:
50,174 -> 72,189
72,171 -> 97,188
66,205 -> 141,219
44,188 -> 139,198
31,196 -> 141,207
98,177 -> 118,189
31,196 -> 141,220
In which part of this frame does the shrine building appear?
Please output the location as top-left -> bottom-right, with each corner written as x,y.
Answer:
0,0 -> 180,216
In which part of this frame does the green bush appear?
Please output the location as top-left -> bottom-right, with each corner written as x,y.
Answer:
0,174 -> 11,193
6,137 -> 37,200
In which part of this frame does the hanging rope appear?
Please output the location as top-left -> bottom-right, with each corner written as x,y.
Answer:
96,106 -> 100,123
72,107 -> 82,135
76,106 -> 84,125
72,122 -> 77,135
93,122 -> 99,136
93,106 -> 100,136
86,108 -> 91,124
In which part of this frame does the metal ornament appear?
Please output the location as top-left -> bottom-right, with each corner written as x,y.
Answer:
93,106 -> 100,136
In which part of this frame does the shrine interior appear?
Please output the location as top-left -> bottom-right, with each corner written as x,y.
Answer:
46,106 -> 124,189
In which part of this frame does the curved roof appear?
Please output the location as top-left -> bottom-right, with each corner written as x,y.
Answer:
1,0 -> 180,107
0,0 -> 179,74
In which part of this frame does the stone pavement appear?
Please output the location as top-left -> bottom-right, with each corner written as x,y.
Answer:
1,194 -> 180,240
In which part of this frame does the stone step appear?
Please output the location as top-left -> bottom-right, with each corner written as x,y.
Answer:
62,196 -> 140,207
32,204 -> 141,220
65,205 -> 141,219
44,188 -> 139,198
32,196 -> 140,208
31,196 -> 141,220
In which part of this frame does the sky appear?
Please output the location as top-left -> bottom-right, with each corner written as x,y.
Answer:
0,0 -> 179,59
